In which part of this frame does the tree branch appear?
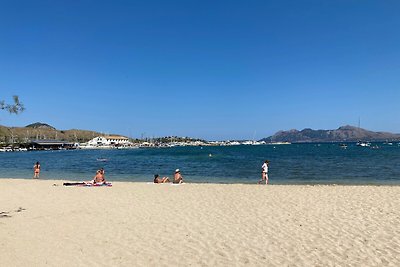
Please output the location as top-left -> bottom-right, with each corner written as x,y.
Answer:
0,95 -> 25,114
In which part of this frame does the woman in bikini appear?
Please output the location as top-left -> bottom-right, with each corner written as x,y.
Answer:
153,174 -> 170,183
33,162 -> 41,179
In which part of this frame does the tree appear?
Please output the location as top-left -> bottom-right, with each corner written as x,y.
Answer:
0,95 -> 25,114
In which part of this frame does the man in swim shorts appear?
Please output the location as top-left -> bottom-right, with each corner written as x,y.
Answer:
92,170 -> 106,184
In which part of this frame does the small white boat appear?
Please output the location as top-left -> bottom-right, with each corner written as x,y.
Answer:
267,142 -> 291,145
356,141 -> 371,147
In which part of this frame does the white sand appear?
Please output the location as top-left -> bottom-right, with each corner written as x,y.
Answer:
1,179 -> 399,266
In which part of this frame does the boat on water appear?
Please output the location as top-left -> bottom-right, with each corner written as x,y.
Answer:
356,141 -> 371,147
339,143 -> 348,149
241,140 -> 266,145
79,145 -> 114,149
0,147 -> 14,152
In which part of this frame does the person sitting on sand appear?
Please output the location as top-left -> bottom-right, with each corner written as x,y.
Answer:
173,169 -> 184,184
33,161 -> 41,179
153,174 -> 170,183
99,168 -> 105,179
92,170 -> 106,184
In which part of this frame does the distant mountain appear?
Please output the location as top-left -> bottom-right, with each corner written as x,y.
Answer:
0,123 -> 126,144
261,125 -> 400,143
26,122 -> 56,130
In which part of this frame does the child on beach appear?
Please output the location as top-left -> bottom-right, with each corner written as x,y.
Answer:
33,161 -> 40,179
259,160 -> 269,184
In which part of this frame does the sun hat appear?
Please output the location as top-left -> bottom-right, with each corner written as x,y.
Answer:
175,169 -> 180,173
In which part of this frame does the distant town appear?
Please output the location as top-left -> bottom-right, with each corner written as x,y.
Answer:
0,133 -> 278,152
0,122 -> 277,151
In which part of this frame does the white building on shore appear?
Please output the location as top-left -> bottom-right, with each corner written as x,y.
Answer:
80,136 -> 134,149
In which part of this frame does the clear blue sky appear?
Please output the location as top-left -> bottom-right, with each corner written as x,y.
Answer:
1,0 -> 399,140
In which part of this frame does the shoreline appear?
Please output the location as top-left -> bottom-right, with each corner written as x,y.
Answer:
1,176 -> 400,186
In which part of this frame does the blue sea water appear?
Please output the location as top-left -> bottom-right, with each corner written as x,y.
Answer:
0,143 -> 399,184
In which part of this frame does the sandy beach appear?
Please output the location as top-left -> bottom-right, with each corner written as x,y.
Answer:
0,179 -> 399,266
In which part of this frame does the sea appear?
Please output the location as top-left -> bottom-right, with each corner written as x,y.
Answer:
0,143 -> 399,185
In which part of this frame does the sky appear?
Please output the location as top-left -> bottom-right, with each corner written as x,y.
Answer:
1,0 -> 399,140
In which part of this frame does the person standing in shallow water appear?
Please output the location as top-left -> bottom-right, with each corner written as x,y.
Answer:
33,161 -> 41,179
259,160 -> 269,184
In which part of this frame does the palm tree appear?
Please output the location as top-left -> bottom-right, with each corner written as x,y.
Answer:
0,95 -> 25,114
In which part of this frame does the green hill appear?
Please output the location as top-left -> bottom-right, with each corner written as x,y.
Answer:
0,122 -> 114,144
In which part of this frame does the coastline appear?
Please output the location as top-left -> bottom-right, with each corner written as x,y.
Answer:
1,176 -> 400,186
1,179 -> 399,266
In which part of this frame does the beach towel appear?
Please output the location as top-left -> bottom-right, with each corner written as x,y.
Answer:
63,182 -> 112,187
